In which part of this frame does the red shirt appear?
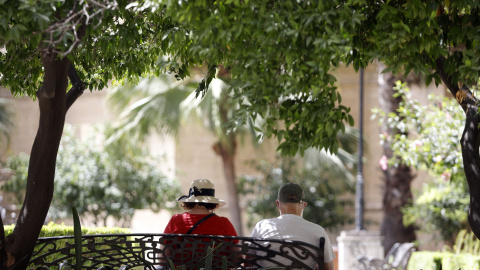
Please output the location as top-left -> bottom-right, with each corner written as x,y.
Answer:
164,212 -> 238,237
162,212 -> 239,269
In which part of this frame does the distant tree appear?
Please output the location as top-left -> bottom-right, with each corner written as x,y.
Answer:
238,127 -> 358,229
2,125 -> 180,227
375,83 -> 469,244
377,66 -> 418,253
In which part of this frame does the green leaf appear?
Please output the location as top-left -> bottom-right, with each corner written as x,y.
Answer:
348,114 -> 354,126
72,206 -> 83,269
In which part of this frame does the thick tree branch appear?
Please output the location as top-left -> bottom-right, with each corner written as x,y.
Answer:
461,103 -> 480,239
66,63 -> 85,111
0,216 -> 4,267
436,55 -> 480,239
435,56 -> 473,111
1,55 -> 70,269
41,0 -> 118,58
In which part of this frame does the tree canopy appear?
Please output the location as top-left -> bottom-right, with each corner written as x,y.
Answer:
4,1 -> 480,155
3,0 -> 480,153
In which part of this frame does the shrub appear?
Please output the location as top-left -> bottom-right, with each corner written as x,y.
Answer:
408,251 -> 480,270
238,154 -> 355,229
2,124 -> 181,227
5,222 -> 130,268
374,83 -> 470,241
4,222 -> 129,237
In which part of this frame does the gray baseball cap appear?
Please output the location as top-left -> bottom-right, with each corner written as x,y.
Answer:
278,183 -> 305,203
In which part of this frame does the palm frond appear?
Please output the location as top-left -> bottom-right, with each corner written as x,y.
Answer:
106,75 -> 192,145
0,98 -> 13,148
303,148 -> 355,182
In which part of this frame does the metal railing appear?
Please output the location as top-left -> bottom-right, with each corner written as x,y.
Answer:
30,233 -> 325,270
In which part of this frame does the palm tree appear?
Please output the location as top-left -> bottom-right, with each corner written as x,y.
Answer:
106,73 -> 255,233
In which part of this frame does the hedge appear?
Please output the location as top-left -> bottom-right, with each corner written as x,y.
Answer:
4,222 -> 130,237
408,251 -> 480,270
4,222 -> 131,267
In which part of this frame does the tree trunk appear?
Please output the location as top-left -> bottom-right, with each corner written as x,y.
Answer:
377,63 -> 416,254
0,53 -> 69,268
435,57 -> 480,239
213,139 -> 243,235
0,52 -> 84,267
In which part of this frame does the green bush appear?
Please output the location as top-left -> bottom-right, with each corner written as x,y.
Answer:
408,251 -> 480,270
5,222 -> 130,268
2,124 -> 181,228
4,222 -> 130,237
238,155 -> 355,229
374,83 -> 470,241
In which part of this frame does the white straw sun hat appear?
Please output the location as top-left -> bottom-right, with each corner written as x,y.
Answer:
177,179 -> 227,207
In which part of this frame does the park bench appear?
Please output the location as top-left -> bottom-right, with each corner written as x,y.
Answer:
356,242 -> 416,270
30,233 -> 325,270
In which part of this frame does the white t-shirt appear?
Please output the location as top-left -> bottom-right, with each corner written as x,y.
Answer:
250,214 -> 336,268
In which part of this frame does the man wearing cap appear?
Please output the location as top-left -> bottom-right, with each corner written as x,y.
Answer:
249,183 -> 336,270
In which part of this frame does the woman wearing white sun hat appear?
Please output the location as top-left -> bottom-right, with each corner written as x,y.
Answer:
163,178 -> 238,237
158,179 -> 240,270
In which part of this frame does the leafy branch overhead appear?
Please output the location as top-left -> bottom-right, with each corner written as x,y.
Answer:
3,1 -> 480,155
1,0 -> 359,156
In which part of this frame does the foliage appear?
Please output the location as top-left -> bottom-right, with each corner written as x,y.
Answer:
3,222 -> 129,238
2,124 -> 180,227
107,73 -> 257,152
373,82 -> 469,241
0,98 -> 13,148
2,1 -> 480,156
1,153 -> 29,204
43,207 -> 154,270
71,206 -> 83,269
443,229 -> 480,256
238,148 -> 356,229
159,0 -> 480,156
106,75 -> 194,144
0,0 -> 175,96
7,212 -> 132,270
161,0 -> 358,156
407,251 -> 480,270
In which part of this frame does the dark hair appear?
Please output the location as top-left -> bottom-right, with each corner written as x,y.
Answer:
181,202 -> 218,211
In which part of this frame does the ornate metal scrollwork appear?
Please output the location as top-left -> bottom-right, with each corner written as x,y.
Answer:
30,234 -> 325,270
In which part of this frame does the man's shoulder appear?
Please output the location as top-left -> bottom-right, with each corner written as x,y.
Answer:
280,215 -> 327,232
255,216 -> 281,225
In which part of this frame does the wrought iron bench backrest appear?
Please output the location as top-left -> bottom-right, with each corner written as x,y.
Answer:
30,233 -> 325,270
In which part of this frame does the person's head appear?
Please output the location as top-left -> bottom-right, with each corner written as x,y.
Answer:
276,183 -> 307,216
177,179 -> 227,211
